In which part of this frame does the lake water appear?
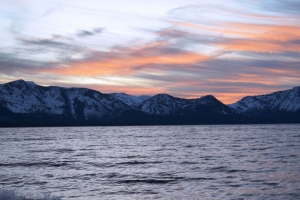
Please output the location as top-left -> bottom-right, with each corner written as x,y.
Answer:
0,125 -> 300,199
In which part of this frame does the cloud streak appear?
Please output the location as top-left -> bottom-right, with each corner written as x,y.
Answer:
0,0 -> 299,103
76,28 -> 104,37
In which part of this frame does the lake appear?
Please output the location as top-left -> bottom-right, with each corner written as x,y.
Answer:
0,125 -> 300,199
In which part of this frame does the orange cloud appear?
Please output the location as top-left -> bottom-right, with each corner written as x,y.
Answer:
175,87 -> 272,104
35,19 -> 300,105
174,21 -> 300,42
208,75 -> 278,85
85,84 -> 165,96
218,39 -> 300,53
224,23 -> 300,42
173,21 -> 300,53
46,47 -> 209,76
220,23 -> 300,53
214,93 -> 252,104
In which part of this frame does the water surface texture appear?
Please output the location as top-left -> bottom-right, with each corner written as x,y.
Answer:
1,125 -> 300,199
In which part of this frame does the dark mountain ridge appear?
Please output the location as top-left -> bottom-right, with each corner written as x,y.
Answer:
0,80 -> 299,126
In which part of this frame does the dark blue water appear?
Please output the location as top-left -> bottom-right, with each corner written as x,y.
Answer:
0,125 -> 300,199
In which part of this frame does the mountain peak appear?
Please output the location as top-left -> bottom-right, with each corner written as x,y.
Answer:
9,79 -> 26,84
200,95 -> 217,100
1,80 -> 299,125
25,81 -> 36,86
112,92 -> 128,95
154,93 -> 172,97
152,93 -> 177,100
5,79 -> 37,86
3,80 -> 28,89
196,95 -> 224,107
229,86 -> 300,114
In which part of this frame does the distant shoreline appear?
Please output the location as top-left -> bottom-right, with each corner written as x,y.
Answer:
0,122 -> 299,128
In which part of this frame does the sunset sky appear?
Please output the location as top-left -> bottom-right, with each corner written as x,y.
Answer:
1,0 -> 300,103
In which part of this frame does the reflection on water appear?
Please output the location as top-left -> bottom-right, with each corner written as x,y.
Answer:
0,125 -> 300,199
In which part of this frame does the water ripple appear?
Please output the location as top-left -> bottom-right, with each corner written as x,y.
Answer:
0,124 -> 299,200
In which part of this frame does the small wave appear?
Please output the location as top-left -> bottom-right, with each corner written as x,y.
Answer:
227,169 -> 248,173
44,174 -> 54,178
59,173 -> 97,181
26,181 -> 48,185
184,145 -> 195,148
250,147 -> 271,151
27,148 -> 76,153
0,180 -> 23,186
54,148 -> 76,153
103,173 -> 124,179
293,135 -> 300,137
0,161 -> 69,168
117,161 -> 163,165
286,144 -> 296,147
199,156 -> 214,160
181,161 -> 198,165
185,177 -> 215,181
87,162 -> 116,168
117,176 -> 216,184
249,179 -> 264,182
135,135 -> 154,138
23,137 -> 54,141
86,144 -> 99,147
208,166 -> 227,172
107,155 -> 148,159
26,149 -> 52,153
208,166 -> 248,173
229,184 -> 242,187
264,182 -> 279,186
117,179 -> 177,184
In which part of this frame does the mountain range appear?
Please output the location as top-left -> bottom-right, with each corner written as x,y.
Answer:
0,80 -> 299,127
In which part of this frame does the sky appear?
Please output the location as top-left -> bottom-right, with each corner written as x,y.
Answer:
0,0 -> 300,104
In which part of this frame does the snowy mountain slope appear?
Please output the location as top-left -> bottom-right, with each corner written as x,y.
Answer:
138,94 -> 235,115
0,80 -> 130,120
138,94 -> 187,115
228,87 -> 300,115
111,93 -> 151,108
1,79 -> 299,126
191,95 -> 235,115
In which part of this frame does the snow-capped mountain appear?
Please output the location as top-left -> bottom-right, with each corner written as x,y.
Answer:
138,94 -> 187,115
228,86 -> 300,116
0,80 -> 130,121
138,94 -> 235,115
0,79 -> 299,126
111,93 -> 151,108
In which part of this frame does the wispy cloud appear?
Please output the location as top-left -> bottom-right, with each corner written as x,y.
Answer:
0,0 -> 299,103
76,28 -> 104,37
259,0 -> 300,15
